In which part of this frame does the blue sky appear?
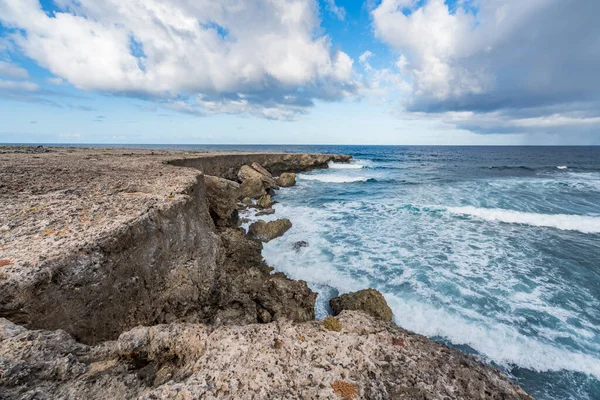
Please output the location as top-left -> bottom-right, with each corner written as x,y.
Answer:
0,0 -> 598,145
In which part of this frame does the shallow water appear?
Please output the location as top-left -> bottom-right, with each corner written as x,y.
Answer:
51,144 -> 600,399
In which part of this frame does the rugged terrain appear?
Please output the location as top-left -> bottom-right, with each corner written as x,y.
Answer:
0,146 -> 532,399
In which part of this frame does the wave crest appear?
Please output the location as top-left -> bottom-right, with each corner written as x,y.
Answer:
447,206 -> 600,234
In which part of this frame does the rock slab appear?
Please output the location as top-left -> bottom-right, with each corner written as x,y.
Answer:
248,219 -> 292,242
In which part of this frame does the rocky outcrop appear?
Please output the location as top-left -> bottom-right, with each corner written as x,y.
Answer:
0,147 -> 533,400
0,312 -> 533,400
0,148 -> 340,344
204,175 -> 240,226
238,165 -> 278,190
256,194 -> 272,209
238,176 -> 266,199
276,172 -> 296,187
212,228 -> 315,325
248,219 -> 292,242
250,162 -> 273,178
330,289 -> 394,322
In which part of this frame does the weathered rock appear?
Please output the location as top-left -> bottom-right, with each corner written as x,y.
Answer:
256,209 -> 276,216
204,175 -> 240,225
238,176 -> 266,199
0,313 -> 533,400
256,272 -> 316,322
251,162 -> 273,178
330,288 -> 393,322
256,194 -> 272,209
277,172 -> 296,187
238,165 -> 279,190
248,219 -> 292,242
213,228 -> 316,325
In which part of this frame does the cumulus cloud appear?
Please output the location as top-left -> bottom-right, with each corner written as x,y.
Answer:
0,0 -> 356,119
371,0 -> 600,135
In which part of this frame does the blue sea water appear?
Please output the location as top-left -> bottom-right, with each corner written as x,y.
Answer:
34,144 -> 600,399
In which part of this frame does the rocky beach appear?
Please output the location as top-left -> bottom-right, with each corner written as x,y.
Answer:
0,146 -> 532,399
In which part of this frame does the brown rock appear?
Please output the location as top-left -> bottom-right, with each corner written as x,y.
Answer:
251,162 -> 273,178
238,165 -> 279,190
276,172 -> 296,187
239,176 -> 267,199
329,288 -> 393,322
0,312 -> 533,400
204,175 -> 240,225
248,219 -> 292,242
256,194 -> 272,209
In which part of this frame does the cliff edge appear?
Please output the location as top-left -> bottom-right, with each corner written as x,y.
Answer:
0,146 -> 531,399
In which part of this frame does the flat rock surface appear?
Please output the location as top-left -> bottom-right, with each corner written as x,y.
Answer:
0,146 -> 344,279
0,311 -> 532,400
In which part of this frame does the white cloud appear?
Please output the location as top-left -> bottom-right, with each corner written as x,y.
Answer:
0,60 -> 29,79
0,0 -> 356,119
0,78 -> 39,92
371,0 -> 600,135
359,51 -> 373,66
324,0 -> 346,21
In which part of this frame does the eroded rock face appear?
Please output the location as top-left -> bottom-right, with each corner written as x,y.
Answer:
248,219 -> 292,242
204,175 -> 240,225
212,228 -> 315,325
276,172 -> 296,187
330,288 -> 394,322
0,312 -> 533,400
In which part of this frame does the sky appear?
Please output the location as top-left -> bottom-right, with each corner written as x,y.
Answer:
0,0 -> 599,145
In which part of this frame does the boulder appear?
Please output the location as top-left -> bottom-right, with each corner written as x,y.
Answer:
248,219 -> 292,242
238,165 -> 279,190
276,172 -> 296,187
204,175 -> 240,225
251,162 -> 273,178
329,288 -> 393,322
239,176 -> 267,199
256,194 -> 272,209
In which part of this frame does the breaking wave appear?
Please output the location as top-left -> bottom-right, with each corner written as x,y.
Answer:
447,206 -> 600,234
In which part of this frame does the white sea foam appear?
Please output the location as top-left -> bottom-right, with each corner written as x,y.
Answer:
299,175 -> 368,183
385,295 -> 600,379
261,200 -> 600,380
328,161 -> 364,169
557,165 -> 568,170
447,206 -> 600,234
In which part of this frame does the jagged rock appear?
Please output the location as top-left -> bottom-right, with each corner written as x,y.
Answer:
293,241 -> 308,251
277,172 -> 296,187
256,209 -> 275,216
248,219 -> 292,242
256,194 -> 272,209
239,176 -> 267,199
0,313 -> 533,400
238,165 -> 279,190
251,162 -> 273,178
256,272 -> 316,322
329,288 -> 393,322
204,175 -> 240,225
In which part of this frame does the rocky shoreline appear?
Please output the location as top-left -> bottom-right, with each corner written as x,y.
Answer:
0,146 -> 532,399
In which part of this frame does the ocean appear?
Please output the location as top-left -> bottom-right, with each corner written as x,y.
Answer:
38,144 -> 600,399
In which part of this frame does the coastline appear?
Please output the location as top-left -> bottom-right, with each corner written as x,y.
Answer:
0,146 -> 531,399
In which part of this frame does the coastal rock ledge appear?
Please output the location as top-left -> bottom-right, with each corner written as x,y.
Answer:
0,147 -> 531,399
